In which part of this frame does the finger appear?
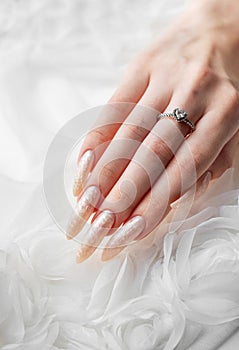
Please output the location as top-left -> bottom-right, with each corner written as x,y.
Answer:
92,82 -> 205,228
74,62 -> 209,201
101,102 -> 239,260
74,75 -> 238,260
69,81 -> 172,246
206,129 -> 239,179
68,79 -> 171,241
73,85 -> 205,260
92,66 -> 214,226
82,79 -> 172,199
171,130 -> 239,209
73,66 -> 150,196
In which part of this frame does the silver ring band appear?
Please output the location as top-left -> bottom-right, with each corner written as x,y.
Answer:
157,108 -> 195,132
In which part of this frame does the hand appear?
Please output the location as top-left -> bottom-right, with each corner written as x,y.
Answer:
67,0 -> 239,262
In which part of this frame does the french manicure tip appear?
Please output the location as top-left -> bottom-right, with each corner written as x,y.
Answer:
101,247 -> 123,262
76,251 -> 87,263
101,250 -> 112,262
65,224 -> 74,240
76,243 -> 96,263
76,255 -> 84,264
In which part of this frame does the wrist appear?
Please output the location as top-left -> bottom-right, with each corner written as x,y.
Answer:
192,0 -> 239,38
183,0 -> 239,53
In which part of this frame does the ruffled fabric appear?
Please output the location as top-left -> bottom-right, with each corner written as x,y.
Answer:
1,171 -> 239,349
1,0 -> 239,349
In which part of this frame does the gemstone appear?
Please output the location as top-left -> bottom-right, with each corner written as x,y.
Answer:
173,108 -> 187,121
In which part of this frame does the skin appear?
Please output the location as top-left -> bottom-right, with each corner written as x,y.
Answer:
72,0 -> 239,260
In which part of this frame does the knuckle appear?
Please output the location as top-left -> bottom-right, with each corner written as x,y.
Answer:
108,186 -> 135,214
144,136 -> 174,165
109,54 -> 149,104
178,145 -> 202,177
100,162 -> 116,181
123,123 -> 147,141
109,88 -> 129,104
88,127 -> 107,144
117,186 -> 134,206
192,63 -> 215,91
126,52 -> 148,71
124,52 -> 152,78
109,88 -> 127,104
197,64 -> 213,82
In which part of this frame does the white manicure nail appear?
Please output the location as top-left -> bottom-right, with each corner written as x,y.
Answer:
83,210 -> 115,246
76,210 -> 115,263
67,185 -> 100,239
77,185 -> 100,214
170,192 -> 191,209
73,150 -> 94,196
101,216 -> 145,261
107,215 -> 145,248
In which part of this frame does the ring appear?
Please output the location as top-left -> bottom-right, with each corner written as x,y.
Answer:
157,108 -> 195,132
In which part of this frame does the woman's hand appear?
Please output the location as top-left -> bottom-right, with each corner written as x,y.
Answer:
67,0 -> 239,262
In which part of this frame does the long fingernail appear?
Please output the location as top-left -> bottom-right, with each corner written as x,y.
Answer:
66,185 -> 100,240
73,150 -> 94,196
76,210 -> 115,263
170,191 -> 192,210
101,215 -> 145,261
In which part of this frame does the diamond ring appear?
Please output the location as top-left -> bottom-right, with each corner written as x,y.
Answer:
157,108 -> 195,132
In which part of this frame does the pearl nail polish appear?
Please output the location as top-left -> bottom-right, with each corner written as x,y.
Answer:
76,210 -> 115,263
73,150 -> 94,196
66,185 -> 100,239
101,215 -> 145,261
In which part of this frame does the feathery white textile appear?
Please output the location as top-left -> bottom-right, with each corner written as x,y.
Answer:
0,0 -> 239,349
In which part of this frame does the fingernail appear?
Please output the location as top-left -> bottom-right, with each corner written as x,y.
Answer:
76,210 -> 115,263
101,215 -> 145,261
66,185 -> 100,240
73,150 -> 94,196
170,191 -> 192,209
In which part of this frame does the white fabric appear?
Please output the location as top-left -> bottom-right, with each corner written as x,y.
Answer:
0,0 -> 239,349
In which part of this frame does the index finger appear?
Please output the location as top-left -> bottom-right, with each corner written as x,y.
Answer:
73,68 -> 149,196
